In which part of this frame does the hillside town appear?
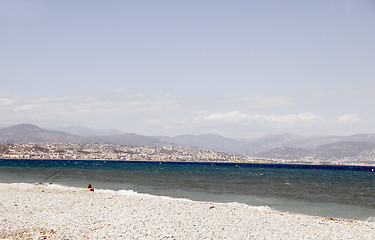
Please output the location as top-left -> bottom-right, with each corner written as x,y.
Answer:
0,142 -> 305,164
1,142 -> 373,166
0,143 -> 256,163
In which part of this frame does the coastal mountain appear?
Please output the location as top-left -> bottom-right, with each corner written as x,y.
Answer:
254,141 -> 375,165
0,124 -> 81,143
254,141 -> 375,160
155,134 -> 243,153
53,126 -> 124,136
91,133 -> 163,146
0,124 -> 164,147
1,124 -> 375,164
255,147 -> 312,161
241,134 -> 361,153
314,141 -> 375,160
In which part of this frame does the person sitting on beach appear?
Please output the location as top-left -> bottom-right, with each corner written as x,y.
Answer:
87,184 -> 94,192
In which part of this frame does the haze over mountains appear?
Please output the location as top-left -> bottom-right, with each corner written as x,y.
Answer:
0,124 -> 163,147
1,124 -> 375,164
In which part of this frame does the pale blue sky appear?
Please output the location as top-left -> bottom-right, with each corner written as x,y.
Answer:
1,0 -> 374,137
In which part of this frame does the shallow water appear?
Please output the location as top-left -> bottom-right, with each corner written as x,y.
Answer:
0,159 -> 374,221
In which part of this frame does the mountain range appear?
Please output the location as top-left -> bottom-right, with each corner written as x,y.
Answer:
1,124 -> 375,164
0,124 -> 163,147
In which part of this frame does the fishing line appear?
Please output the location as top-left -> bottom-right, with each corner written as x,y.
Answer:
48,168 -> 67,184
36,167 -> 67,185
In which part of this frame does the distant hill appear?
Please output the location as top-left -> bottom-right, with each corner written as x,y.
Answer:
0,124 -> 82,143
255,147 -> 312,160
89,133 -> 163,146
1,124 -> 375,164
314,141 -> 375,160
241,134 -> 357,153
253,141 -> 375,165
53,126 -> 124,136
345,133 -> 375,144
155,134 -> 242,153
0,124 -> 163,147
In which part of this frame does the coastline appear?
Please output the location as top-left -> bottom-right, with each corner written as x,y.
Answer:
1,183 -> 374,239
1,157 -> 375,168
2,142 -> 374,166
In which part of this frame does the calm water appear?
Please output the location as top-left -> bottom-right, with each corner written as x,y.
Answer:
0,159 -> 374,221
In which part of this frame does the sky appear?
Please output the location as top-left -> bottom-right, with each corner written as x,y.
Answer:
1,0 -> 375,138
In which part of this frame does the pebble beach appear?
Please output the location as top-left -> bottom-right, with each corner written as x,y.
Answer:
0,183 -> 374,240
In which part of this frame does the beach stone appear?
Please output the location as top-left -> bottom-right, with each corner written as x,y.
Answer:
0,183 -> 375,240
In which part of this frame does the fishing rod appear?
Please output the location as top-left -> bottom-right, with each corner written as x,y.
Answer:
48,168 -> 66,183
36,167 -> 67,185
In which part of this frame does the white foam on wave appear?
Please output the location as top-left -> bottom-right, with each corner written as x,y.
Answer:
366,216 -> 375,222
45,183 -> 83,191
117,189 -> 140,196
95,188 -> 147,197
144,194 -> 272,211
225,202 -> 273,211
8,182 -> 92,192
9,182 -> 36,189
97,187 -> 270,211
116,189 -> 194,203
4,183 -> 276,213
118,191 -> 272,211
158,195 -> 194,202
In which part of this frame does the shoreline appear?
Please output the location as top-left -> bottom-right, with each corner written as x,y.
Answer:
1,157 -> 375,168
1,183 -> 374,239
2,142 -> 374,166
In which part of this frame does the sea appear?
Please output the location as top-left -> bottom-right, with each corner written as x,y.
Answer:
0,159 -> 374,222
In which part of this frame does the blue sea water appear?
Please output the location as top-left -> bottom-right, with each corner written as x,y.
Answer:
0,159 -> 374,221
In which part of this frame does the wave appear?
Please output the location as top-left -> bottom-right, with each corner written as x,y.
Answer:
98,187 -> 273,211
225,202 -> 273,211
3,182 -> 273,212
3,182 -> 374,221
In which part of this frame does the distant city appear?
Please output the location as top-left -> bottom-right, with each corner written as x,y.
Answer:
0,143 -> 254,163
0,124 -> 375,166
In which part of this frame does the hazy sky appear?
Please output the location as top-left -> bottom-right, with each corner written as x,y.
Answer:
1,0 -> 375,138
